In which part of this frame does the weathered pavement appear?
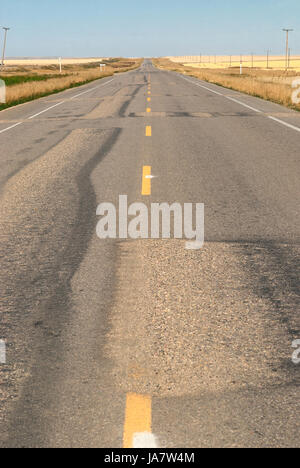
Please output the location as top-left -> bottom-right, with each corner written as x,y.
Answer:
0,60 -> 299,447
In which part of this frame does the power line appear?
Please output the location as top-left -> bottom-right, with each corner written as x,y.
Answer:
1,27 -> 10,67
282,28 -> 293,71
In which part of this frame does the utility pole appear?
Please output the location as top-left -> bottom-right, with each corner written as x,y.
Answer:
282,29 -> 293,71
1,27 -> 10,67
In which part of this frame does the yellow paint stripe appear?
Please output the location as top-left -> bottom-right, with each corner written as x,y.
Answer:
147,108 -> 151,113
147,97 -> 151,102
146,125 -> 152,137
148,91 -> 151,95
123,393 -> 152,448
142,166 -> 152,195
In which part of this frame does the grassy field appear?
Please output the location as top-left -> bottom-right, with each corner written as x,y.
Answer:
0,58 -> 142,111
169,55 -> 300,71
0,74 -> 69,86
154,58 -> 300,112
4,57 -> 107,66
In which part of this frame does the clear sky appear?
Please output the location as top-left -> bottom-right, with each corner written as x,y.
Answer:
0,0 -> 299,58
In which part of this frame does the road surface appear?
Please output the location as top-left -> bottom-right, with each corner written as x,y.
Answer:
0,60 -> 299,448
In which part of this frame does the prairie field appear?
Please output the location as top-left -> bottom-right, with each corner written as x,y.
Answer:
155,58 -> 300,111
0,58 -> 142,111
4,57 -> 107,66
169,55 -> 300,71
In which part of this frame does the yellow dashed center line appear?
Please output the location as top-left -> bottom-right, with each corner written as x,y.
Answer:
123,73 -> 153,448
141,165 -> 152,195
123,393 -> 152,448
123,77 -> 153,448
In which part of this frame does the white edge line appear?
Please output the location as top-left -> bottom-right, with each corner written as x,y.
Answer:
182,77 -> 223,96
226,96 -> 262,113
0,122 -> 22,134
133,432 -> 158,449
182,76 -> 261,112
268,115 -> 300,133
0,77 -> 115,131
28,101 -> 65,119
70,78 -> 114,100
181,75 -> 300,132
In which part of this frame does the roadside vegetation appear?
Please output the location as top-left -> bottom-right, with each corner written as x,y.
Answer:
0,58 -> 142,111
153,58 -> 300,112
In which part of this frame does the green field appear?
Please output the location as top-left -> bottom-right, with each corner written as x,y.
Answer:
0,74 -> 69,86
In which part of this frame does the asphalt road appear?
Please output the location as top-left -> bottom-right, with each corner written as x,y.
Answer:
0,60 -> 299,448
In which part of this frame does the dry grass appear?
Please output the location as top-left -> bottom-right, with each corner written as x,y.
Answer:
0,58 -> 142,110
4,58 -> 107,66
169,55 -> 300,71
154,58 -> 300,112
4,70 -> 110,104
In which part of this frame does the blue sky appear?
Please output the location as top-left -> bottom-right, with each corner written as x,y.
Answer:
0,0 -> 299,57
